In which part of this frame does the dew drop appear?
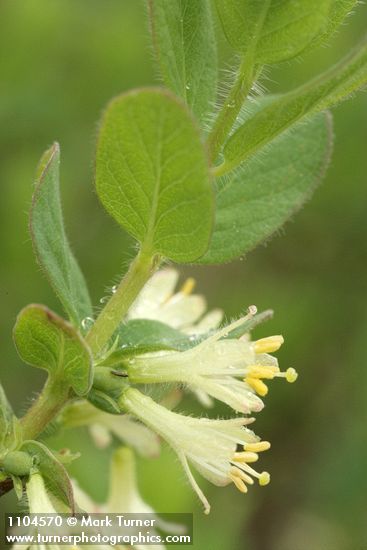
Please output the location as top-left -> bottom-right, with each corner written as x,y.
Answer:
100,296 -> 109,304
111,285 -> 118,294
81,317 -> 94,331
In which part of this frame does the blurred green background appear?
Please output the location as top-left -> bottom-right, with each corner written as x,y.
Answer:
1,1 -> 366,549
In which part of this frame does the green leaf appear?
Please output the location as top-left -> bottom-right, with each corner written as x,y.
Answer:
215,0 -> 331,64
199,111 -> 333,264
221,35 -> 367,172
96,88 -> 214,263
31,143 -> 93,328
13,304 -> 93,396
313,1 -> 359,48
20,440 -> 75,512
148,0 -> 217,124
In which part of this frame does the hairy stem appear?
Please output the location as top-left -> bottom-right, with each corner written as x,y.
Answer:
86,250 -> 158,357
20,378 -> 70,441
207,57 -> 255,164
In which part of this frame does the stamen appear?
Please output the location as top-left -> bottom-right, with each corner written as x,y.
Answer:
229,473 -> 248,493
180,277 -> 196,295
245,377 -> 268,396
230,467 -> 254,485
233,451 -> 259,463
274,367 -> 298,383
244,441 -> 271,453
247,365 -> 280,379
254,335 -> 284,354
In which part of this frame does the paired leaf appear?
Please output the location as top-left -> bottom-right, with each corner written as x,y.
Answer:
96,88 -> 214,263
148,0 -> 217,124
215,0 -> 331,64
13,304 -> 93,396
200,111 -> 333,264
20,440 -> 75,512
31,143 -> 93,328
221,35 -> 367,172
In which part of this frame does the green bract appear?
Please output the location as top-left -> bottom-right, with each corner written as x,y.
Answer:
20,440 -> 75,511
148,0 -> 217,124
0,385 -> 19,459
96,88 -> 214,263
13,304 -> 93,396
215,0 -> 331,63
200,112 -> 333,263
31,143 -> 93,328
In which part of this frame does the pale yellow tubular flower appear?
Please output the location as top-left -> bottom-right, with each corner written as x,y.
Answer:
126,268 -> 223,333
127,311 -> 296,414
11,472 -> 101,550
120,389 -> 271,514
60,401 -> 160,458
73,448 -> 180,550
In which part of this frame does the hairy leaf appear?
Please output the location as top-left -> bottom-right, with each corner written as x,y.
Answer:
148,0 -> 217,124
13,304 -> 92,396
200,112 -> 333,264
215,0 -> 331,64
96,88 -> 214,262
221,35 -> 367,172
313,0 -> 359,48
21,440 -> 75,512
31,143 -> 92,328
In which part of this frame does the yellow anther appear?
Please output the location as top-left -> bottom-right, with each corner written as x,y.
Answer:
245,377 -> 268,396
286,367 -> 298,383
230,473 -> 248,493
254,335 -> 284,354
180,277 -> 196,295
230,468 -> 254,485
244,441 -> 271,453
247,365 -> 280,379
233,451 -> 259,463
259,471 -> 270,486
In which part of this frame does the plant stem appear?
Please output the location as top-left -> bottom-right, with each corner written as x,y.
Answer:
20,378 -> 70,441
86,249 -> 158,357
207,56 -> 255,165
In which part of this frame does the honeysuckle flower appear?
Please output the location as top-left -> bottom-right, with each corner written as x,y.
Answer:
73,447 -> 183,550
60,401 -> 160,457
127,268 -> 223,334
126,313 -> 297,414
120,388 -> 272,514
11,471 -> 115,550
